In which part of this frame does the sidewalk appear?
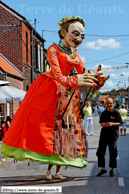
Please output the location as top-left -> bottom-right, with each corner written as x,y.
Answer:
0,115 -> 129,194
0,141 -> 13,166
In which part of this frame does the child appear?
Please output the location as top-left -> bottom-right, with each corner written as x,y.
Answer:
1,119 -> 6,140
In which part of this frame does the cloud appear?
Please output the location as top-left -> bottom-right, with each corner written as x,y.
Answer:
106,80 -> 114,87
121,71 -> 129,77
80,56 -> 86,63
109,73 -> 119,79
86,63 -> 111,70
93,63 -> 111,69
82,39 -> 121,50
86,64 -> 112,73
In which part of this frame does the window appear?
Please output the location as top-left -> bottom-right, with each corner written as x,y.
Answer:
26,85 -> 29,91
80,93 -> 84,101
35,42 -> 38,69
41,47 -> 43,72
26,32 -> 28,63
38,44 -> 40,71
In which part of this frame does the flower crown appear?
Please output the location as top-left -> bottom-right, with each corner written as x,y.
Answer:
58,16 -> 85,28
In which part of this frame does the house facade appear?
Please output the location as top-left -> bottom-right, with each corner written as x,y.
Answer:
0,1 -> 49,118
0,1 -> 46,88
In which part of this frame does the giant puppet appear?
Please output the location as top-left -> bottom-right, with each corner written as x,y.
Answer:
1,16 -> 109,173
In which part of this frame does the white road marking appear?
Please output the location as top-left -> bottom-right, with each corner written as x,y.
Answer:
118,177 -> 125,187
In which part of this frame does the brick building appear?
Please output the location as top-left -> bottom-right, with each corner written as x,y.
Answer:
0,1 -> 47,87
0,1 -> 48,118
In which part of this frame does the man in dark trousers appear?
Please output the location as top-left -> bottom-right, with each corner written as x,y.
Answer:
96,97 -> 123,177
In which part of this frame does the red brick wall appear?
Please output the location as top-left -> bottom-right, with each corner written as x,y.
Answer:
12,100 -> 20,115
22,22 -> 31,66
7,77 -> 23,90
22,23 -> 32,90
0,6 -> 23,72
0,5 -> 33,90
78,86 -> 88,99
0,3 -> 45,119
23,63 -> 31,90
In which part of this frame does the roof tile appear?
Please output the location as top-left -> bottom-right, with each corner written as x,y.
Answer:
0,55 -> 24,79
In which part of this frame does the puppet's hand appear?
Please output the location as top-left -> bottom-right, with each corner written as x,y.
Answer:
96,65 -> 110,86
77,73 -> 98,87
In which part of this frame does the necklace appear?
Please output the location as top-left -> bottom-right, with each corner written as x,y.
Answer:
53,43 -> 76,59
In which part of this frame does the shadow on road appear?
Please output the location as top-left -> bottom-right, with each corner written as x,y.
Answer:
0,175 -> 75,186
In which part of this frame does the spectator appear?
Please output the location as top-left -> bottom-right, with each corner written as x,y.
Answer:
97,104 -> 104,119
1,119 -> 6,140
83,102 -> 94,136
119,104 -> 127,136
0,115 -> 4,122
96,98 -> 123,177
6,116 -> 12,131
103,105 -> 106,111
125,105 -> 128,110
114,102 -> 119,109
94,105 -> 98,116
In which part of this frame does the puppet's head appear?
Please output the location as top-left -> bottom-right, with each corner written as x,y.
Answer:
58,16 -> 85,49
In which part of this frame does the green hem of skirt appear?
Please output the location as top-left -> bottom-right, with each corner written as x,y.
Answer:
1,143 -> 88,168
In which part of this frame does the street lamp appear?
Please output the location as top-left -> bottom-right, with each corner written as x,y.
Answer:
42,29 -> 57,39
120,74 -> 129,87
117,81 -> 126,88
121,67 -> 129,107
124,63 -> 129,87
122,63 -> 129,106
42,29 -> 57,48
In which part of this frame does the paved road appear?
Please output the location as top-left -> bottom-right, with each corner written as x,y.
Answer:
0,115 -> 129,194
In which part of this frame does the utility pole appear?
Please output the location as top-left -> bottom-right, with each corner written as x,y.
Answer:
127,84 -> 129,107
31,28 -> 34,83
125,63 -> 129,106
34,18 -> 37,31
42,30 -> 44,39
42,29 -> 57,46
31,18 -> 37,83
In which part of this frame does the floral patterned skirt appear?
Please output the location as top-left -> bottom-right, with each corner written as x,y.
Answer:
53,84 -> 88,159
1,75 -> 88,167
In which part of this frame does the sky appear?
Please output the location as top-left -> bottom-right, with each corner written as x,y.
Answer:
2,0 -> 129,91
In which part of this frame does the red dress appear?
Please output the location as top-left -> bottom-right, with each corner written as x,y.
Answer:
1,123 -> 6,139
1,44 -> 88,168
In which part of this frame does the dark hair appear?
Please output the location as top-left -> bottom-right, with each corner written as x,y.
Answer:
6,116 -> 12,123
58,20 -> 79,39
80,101 -> 83,106
1,118 -> 6,124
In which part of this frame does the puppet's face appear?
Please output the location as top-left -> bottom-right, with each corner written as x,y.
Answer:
63,22 -> 85,48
